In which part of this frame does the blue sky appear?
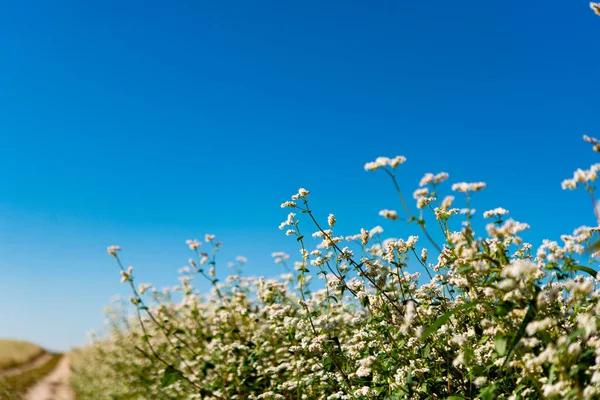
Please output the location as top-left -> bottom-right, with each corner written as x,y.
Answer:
0,1 -> 598,351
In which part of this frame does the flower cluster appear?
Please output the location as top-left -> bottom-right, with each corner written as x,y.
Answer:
72,135 -> 600,399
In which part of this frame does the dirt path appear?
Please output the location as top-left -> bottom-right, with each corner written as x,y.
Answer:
0,352 -> 53,378
25,355 -> 74,400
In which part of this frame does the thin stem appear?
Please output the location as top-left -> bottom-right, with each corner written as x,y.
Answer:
384,169 -> 442,253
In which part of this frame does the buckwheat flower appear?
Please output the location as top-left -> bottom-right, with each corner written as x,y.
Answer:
378,209 -> 399,220
497,278 -> 516,290
542,381 -> 567,397
310,257 -> 325,267
390,155 -> 406,167
568,342 -> 581,355
185,239 -> 202,250
376,156 -> 391,166
434,172 -> 449,184
138,283 -> 152,295
364,161 -> 381,171
209,267 -> 215,277
452,182 -> 487,193
502,259 -> 539,279
452,352 -> 465,367
483,207 -> 509,218
280,201 -> 297,208
299,249 -> 309,260
591,3 -> 600,16
107,245 -> 121,256
441,195 -> 454,209
236,255 -> 247,264
566,278 -> 594,296
419,173 -> 435,187
417,196 -> 436,209
120,270 -> 130,283
561,178 -> 578,190
353,387 -> 372,397
327,213 -> 336,227
369,225 -> 383,237
365,156 -> 396,171
474,377 -> 487,387
178,266 -> 190,274
361,228 -> 369,245
406,235 -> 419,248
413,188 -> 429,199
298,188 -> 309,197
204,234 -> 215,242
526,317 -> 552,336
421,248 -> 428,263
285,229 -> 295,236
578,313 -> 597,337
272,251 -> 290,261
339,247 -> 354,260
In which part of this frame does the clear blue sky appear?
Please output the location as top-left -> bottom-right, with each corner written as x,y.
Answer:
0,1 -> 598,351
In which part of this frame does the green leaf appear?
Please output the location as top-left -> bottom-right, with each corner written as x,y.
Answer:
421,302 -> 479,340
586,238 -> 600,254
478,385 -> 497,400
495,335 -> 507,356
447,396 -> 466,400
323,355 -> 335,372
161,365 -> 182,387
567,265 -> 598,278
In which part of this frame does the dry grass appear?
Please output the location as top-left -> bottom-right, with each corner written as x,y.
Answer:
0,339 -> 45,370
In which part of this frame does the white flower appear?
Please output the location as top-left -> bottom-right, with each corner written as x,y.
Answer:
502,259 -> 539,279
107,245 -> 121,256
413,188 -> 429,199
185,239 -> 202,250
236,255 -> 247,264
369,226 -> 383,237
205,234 -> 216,242
483,207 -> 509,218
417,196 -> 436,209
452,182 -> 486,193
138,283 -> 152,295
378,209 -> 399,220
421,248 -> 428,263
434,172 -> 449,184
525,317 -> 552,336
327,214 -> 336,227
298,188 -> 310,197
364,155 -> 406,171
406,236 -> 419,248
441,195 -> 454,209
474,377 -> 487,387
390,155 -> 406,167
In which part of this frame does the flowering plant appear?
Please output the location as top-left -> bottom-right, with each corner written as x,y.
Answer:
70,133 -> 600,399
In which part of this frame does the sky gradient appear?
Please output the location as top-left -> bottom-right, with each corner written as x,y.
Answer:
1,1 -> 599,351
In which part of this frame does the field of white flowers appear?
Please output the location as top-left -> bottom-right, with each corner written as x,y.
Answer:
68,131 -> 600,399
